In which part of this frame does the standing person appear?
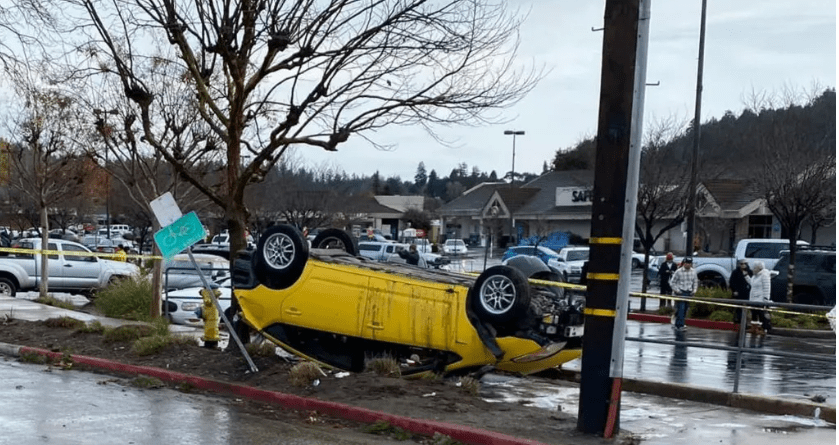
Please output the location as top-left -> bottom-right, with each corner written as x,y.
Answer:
398,244 -> 420,266
115,244 -> 127,262
658,252 -> 679,308
748,261 -> 772,333
729,260 -> 752,325
669,257 -> 698,331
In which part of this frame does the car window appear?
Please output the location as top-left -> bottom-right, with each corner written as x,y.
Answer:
744,242 -> 788,259
11,241 -> 34,259
358,244 -> 381,252
567,250 -> 589,261
47,243 -> 59,260
64,243 -> 97,262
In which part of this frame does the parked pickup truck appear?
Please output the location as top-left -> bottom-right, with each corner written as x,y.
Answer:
0,238 -> 140,296
656,238 -> 809,288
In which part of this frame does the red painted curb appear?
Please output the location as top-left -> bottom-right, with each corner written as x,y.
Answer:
627,313 -> 737,331
18,346 -> 549,445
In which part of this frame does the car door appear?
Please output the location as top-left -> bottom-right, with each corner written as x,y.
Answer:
60,243 -> 101,289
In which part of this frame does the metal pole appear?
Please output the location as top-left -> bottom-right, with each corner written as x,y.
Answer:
186,247 -> 258,373
504,130 -> 524,245
685,0 -> 707,257
611,0 -> 651,380
577,0 -> 640,436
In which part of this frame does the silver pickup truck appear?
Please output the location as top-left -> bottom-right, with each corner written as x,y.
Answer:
0,238 -> 140,296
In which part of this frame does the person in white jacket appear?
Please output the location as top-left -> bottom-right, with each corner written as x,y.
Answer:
748,261 -> 772,332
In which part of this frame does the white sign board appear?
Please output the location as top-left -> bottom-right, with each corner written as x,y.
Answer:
555,187 -> 594,206
150,192 -> 184,227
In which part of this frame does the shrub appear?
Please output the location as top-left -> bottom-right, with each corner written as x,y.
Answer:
708,310 -> 733,322
365,356 -> 401,377
132,334 -> 194,356
103,324 -> 154,343
75,320 -> 106,334
94,277 -> 154,321
245,341 -> 278,357
457,376 -> 480,396
35,295 -> 76,310
288,361 -> 325,387
43,316 -> 86,330
690,287 -> 733,319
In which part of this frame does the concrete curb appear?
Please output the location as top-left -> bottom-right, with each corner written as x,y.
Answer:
622,378 -> 836,424
627,313 -> 836,338
3,343 -> 548,445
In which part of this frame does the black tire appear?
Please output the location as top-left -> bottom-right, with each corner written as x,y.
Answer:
311,228 -> 359,256
253,225 -> 309,290
0,277 -> 16,297
469,265 -> 531,325
632,258 -> 640,269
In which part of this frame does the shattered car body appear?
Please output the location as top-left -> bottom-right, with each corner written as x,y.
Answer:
231,226 -> 585,375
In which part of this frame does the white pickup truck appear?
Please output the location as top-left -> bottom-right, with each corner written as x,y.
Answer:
657,238 -> 808,288
0,238 -> 140,296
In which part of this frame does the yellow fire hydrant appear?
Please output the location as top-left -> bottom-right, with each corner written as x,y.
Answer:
200,287 -> 221,349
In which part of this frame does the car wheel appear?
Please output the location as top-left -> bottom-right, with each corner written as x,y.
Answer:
632,258 -> 640,269
253,225 -> 309,290
311,228 -> 359,256
0,277 -> 16,297
469,265 -> 531,325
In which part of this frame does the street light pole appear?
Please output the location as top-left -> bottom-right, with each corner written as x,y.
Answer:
94,108 -> 118,240
503,130 -> 524,245
503,130 -> 525,186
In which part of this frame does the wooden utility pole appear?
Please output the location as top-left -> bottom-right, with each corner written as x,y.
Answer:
577,0 -> 640,436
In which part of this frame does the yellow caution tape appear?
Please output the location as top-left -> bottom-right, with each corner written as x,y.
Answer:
0,246 -> 163,260
589,237 -> 622,245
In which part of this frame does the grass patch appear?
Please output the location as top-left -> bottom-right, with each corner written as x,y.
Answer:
103,324 -> 154,343
361,420 -> 412,440
35,295 -> 76,310
288,361 -> 326,387
245,341 -> 278,357
75,320 -> 106,334
130,375 -> 165,389
94,277 -> 154,321
19,351 -> 48,364
365,356 -> 401,377
457,376 -> 480,396
131,335 -> 194,356
429,433 -> 464,445
43,316 -> 86,330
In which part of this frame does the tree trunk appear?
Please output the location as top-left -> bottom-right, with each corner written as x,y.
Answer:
786,231 -> 798,303
150,219 -> 162,319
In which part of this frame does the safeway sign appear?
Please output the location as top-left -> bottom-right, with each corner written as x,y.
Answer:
555,187 -> 594,206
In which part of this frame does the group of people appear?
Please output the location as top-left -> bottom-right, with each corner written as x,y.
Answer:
658,253 -> 771,332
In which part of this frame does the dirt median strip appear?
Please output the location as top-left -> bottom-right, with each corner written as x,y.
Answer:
3,343 -> 550,445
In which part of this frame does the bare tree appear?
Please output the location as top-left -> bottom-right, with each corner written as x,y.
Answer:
34,0 -> 541,263
3,80 -> 88,297
745,87 -> 836,302
634,117 -> 691,305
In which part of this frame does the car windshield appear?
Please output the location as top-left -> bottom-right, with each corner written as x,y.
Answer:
566,250 -> 589,261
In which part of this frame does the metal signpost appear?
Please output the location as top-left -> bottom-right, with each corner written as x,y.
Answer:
150,193 -> 257,373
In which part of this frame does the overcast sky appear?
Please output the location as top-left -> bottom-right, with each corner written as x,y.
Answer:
299,0 -> 836,181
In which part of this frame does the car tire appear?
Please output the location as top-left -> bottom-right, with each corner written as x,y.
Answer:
469,265 -> 531,326
311,228 -> 359,256
0,277 -> 16,297
632,258 -> 640,269
253,225 -> 309,290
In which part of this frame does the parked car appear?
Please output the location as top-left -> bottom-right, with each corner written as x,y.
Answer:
655,239 -> 810,288
0,238 -> 139,296
770,247 -> 835,306
443,239 -> 468,255
163,278 -> 232,326
162,253 -> 230,291
552,246 -> 590,283
502,245 -> 561,265
231,225 -> 585,375
357,241 -> 407,261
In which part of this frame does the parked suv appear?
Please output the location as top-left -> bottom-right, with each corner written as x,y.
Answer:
770,246 -> 835,306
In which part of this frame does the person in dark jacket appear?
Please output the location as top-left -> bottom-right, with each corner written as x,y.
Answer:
658,252 -> 679,308
398,244 -> 420,266
729,259 -> 752,325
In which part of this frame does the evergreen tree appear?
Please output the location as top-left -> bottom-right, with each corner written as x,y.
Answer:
414,162 -> 427,190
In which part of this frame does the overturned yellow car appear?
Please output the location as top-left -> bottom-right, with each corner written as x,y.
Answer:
231,225 -> 584,375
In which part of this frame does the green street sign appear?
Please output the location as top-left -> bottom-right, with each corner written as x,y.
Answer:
154,211 -> 205,259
